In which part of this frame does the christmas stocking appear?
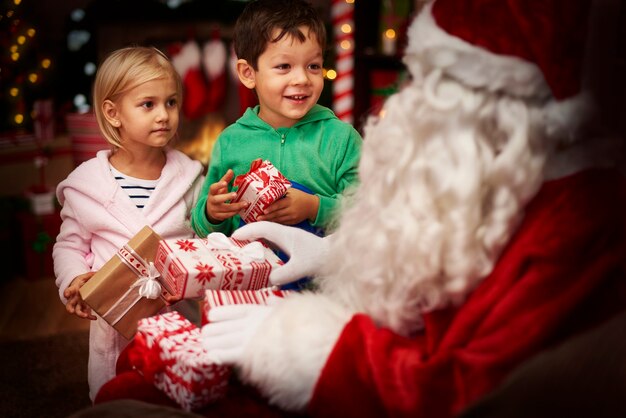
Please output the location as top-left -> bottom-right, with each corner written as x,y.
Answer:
171,40 -> 208,120
202,32 -> 227,113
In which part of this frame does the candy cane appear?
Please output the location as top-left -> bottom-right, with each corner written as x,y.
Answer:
331,0 -> 354,124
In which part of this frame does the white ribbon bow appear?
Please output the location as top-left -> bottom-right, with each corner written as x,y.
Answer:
130,261 -> 162,299
206,232 -> 265,262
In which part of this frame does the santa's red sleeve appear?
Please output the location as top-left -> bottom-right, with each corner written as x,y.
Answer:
308,168 -> 626,418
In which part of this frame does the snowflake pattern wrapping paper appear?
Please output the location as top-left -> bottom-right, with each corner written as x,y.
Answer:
231,159 -> 292,223
129,311 -> 231,411
154,233 -> 284,299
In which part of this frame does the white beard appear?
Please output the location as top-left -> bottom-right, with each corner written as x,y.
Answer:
318,71 -> 555,337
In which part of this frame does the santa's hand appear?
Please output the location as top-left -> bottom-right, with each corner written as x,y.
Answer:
200,300 -> 278,365
232,221 -> 330,285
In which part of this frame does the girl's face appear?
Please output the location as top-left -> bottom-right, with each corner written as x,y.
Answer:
115,77 -> 179,152
252,26 -> 324,128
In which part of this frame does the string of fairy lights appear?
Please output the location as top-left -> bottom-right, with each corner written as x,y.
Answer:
0,0 -> 53,131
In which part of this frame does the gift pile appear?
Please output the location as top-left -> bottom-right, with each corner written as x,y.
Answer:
80,225 -> 285,339
128,311 -> 231,411
155,232 -> 284,299
231,159 -> 291,223
125,289 -> 292,411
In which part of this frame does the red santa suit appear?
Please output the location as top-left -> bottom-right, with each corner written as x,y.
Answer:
309,168 -> 626,417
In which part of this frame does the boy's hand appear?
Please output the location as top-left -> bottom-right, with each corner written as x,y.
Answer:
258,188 -> 319,225
206,169 -> 249,223
64,272 -> 97,320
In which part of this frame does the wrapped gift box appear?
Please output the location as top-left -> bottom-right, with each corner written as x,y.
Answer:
129,311 -> 230,411
79,225 -> 169,339
202,288 -> 292,325
231,159 -> 291,223
154,233 -> 284,299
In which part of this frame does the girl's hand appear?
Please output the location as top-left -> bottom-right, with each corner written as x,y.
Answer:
64,272 -> 97,320
206,169 -> 249,223
258,188 -> 319,225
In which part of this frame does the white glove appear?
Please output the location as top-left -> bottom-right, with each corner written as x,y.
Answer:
232,221 -> 330,285
200,300 -> 278,365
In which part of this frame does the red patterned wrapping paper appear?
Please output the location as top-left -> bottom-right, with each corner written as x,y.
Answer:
231,159 -> 291,223
154,233 -> 284,299
202,288 -> 293,325
129,311 -> 231,411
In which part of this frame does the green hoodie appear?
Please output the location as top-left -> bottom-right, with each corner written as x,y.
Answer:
191,104 -> 362,237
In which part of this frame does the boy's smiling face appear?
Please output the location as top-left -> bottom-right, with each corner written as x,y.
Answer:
250,26 -> 324,129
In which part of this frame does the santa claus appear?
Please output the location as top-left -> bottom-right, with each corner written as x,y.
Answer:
91,0 -> 626,416
199,0 -> 626,416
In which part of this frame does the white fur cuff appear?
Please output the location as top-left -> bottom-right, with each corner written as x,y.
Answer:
406,3 -> 549,99
239,292 -> 352,411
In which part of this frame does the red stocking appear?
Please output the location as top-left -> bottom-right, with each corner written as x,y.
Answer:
172,40 -> 209,120
203,31 -> 228,113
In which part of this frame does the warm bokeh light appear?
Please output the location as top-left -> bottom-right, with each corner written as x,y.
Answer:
341,23 -> 352,34
41,58 -> 51,69
14,114 -> 24,124
340,40 -> 352,50
9,87 -> 19,97
325,69 -> 337,80
27,28 -> 35,37
384,29 -> 397,40
14,0 -> 22,5
177,114 -> 224,165
10,45 -> 17,53
11,52 -> 19,61
28,73 -> 38,83
17,35 -> 25,44
345,0 -> 354,3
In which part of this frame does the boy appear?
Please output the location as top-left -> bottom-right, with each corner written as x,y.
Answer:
191,0 -> 362,240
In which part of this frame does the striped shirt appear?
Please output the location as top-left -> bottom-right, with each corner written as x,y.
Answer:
110,165 -> 160,209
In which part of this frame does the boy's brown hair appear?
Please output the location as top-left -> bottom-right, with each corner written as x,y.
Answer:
234,0 -> 327,70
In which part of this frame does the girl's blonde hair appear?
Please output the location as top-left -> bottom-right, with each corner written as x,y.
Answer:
92,46 -> 182,149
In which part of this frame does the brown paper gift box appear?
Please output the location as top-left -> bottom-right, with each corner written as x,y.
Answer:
79,225 -> 168,339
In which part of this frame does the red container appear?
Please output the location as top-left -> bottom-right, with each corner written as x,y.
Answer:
65,112 -> 110,166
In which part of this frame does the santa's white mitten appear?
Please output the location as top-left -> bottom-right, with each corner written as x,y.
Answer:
232,221 -> 330,285
200,298 -> 280,364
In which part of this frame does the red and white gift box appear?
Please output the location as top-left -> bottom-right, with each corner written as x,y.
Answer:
202,288 -> 292,325
154,233 -> 284,299
129,311 -> 231,411
231,159 -> 291,223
